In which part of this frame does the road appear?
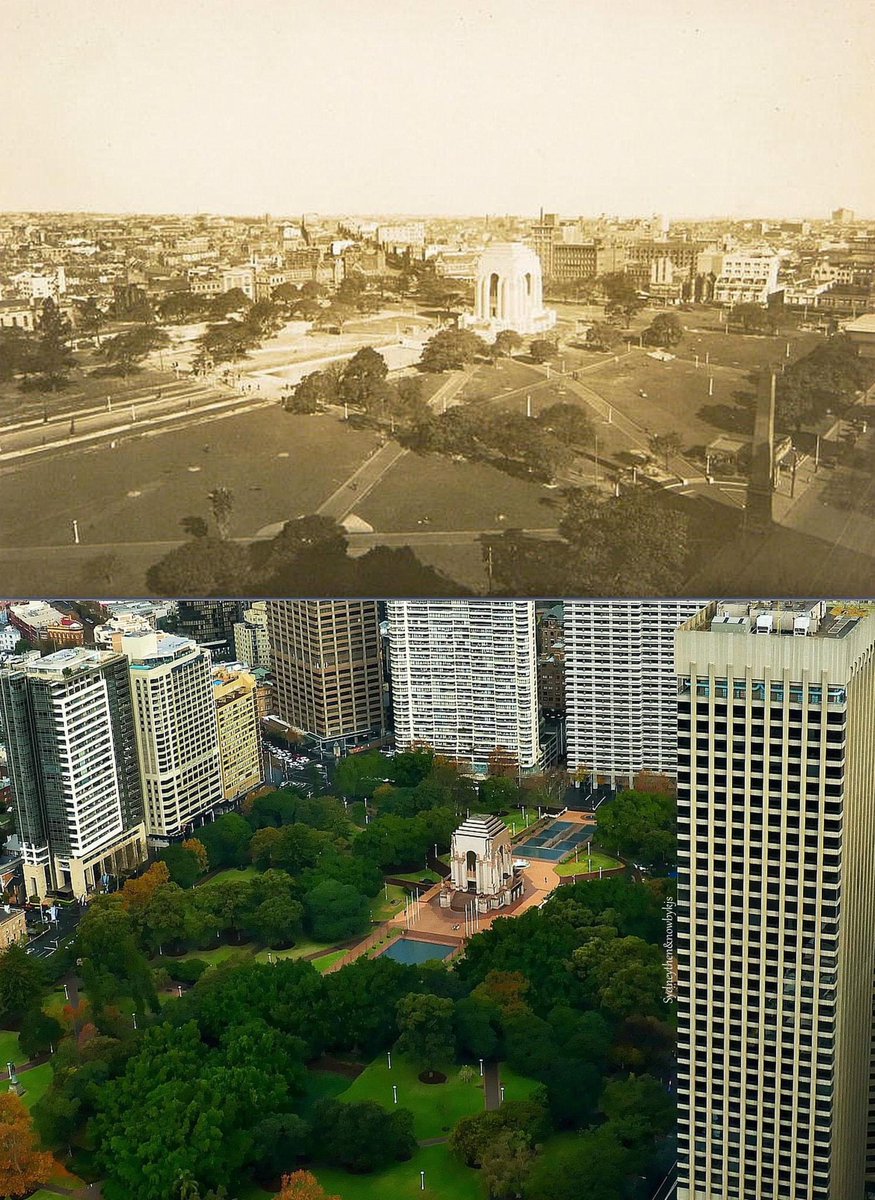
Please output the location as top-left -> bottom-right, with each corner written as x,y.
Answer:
316,369 -> 471,523
0,377 -> 274,464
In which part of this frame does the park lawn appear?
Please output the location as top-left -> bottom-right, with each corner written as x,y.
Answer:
389,870 -> 442,885
17,1192 -> 59,1200
354,451 -> 558,534
5,1060 -> 52,1108
311,950 -> 347,973
498,1064 -> 544,1104
299,1068 -> 353,1117
0,1029 -> 21,1065
315,1141 -> 484,1200
173,943 -> 254,970
554,850 -> 623,877
340,1053 -> 484,1141
253,937 -> 338,964
501,809 -> 539,836
370,883 -> 407,922
43,988 -> 69,1021
198,865 -> 261,886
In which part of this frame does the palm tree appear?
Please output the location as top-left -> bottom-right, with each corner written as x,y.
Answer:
207,487 -> 234,539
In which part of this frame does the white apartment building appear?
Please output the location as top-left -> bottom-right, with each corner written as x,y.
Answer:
565,600 -> 704,786
0,648 -> 147,901
713,248 -> 782,305
386,600 -> 541,774
123,632 -> 224,841
233,602 -> 271,669
675,601 -> 875,1200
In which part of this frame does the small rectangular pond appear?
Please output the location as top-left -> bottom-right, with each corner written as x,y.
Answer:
379,937 -> 456,965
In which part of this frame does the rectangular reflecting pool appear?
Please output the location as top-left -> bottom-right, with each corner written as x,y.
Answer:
380,937 -> 456,965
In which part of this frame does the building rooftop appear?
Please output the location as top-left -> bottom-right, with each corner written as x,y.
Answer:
0,646 -> 118,679
703,600 -> 869,640
454,814 -> 507,840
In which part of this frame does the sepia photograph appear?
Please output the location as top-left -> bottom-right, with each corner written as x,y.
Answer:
0,1 -> 874,596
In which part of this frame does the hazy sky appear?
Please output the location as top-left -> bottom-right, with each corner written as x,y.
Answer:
2,0 -> 873,218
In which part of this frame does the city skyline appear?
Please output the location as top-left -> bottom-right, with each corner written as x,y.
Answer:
2,0 -> 874,217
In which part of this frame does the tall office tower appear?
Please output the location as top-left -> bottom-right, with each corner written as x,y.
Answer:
565,600 -> 704,786
233,602 -> 271,669
122,632 -> 224,841
175,600 -> 242,659
0,648 -> 147,901
386,600 -> 541,773
675,601 -> 875,1200
266,601 -> 384,752
212,666 -> 262,802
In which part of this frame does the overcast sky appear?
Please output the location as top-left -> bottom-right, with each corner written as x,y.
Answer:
1,0 -> 873,218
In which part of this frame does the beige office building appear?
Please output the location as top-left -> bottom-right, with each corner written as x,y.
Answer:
266,601 -> 384,751
675,601 -> 875,1200
213,666 -> 262,802
123,632 -> 224,840
233,602 -> 271,669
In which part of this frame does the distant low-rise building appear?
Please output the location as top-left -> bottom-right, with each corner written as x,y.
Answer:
0,907 -> 26,947
9,601 -> 70,646
713,248 -> 781,305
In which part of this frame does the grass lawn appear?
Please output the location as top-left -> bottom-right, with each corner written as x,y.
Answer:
299,1068 -> 353,1118
498,1064 -> 544,1103
370,883 -> 407,922
502,809 -> 539,836
43,988 -> 69,1021
554,850 -> 623,877
198,865 -> 261,886
18,1192 -> 60,1200
311,949 -> 348,973
315,1141 -> 484,1200
0,1029 -> 21,1065
340,1054 -> 484,1141
172,943 -> 254,969
354,451 -> 559,534
253,937 -> 337,964
389,870 -> 442,885
5,1060 -> 52,1108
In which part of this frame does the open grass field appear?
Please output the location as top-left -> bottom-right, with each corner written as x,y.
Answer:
315,1141 -> 484,1200
299,1068 -> 355,1117
5,1060 -> 52,1108
340,1053 -> 485,1140
43,988 -> 69,1021
354,451 -> 560,533
311,949 -> 348,973
0,408 -> 380,549
554,850 -> 623,877
198,866 -> 261,887
501,809 -> 539,836
0,1029 -> 22,1065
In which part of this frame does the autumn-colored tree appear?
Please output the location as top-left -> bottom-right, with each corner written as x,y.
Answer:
487,746 -> 519,779
632,771 -> 676,798
182,838 -> 209,874
121,861 -> 170,912
471,970 -> 533,1019
0,1091 -> 53,1198
278,1171 -> 340,1200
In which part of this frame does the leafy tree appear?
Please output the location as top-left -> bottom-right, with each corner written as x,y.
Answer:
479,1128 -> 535,1200
311,1098 -> 416,1173
586,322 -> 620,350
419,329 -> 486,372
644,312 -> 684,348
525,1124 -> 642,1200
121,861 -> 171,911
0,945 -> 46,1024
599,272 -> 644,323
529,338 -> 558,363
145,535 -> 252,596
648,430 -> 683,469
538,402 -> 595,446
99,324 -> 170,378
449,1100 -> 549,1168
284,371 -> 333,413
158,292 -> 209,324
249,826 -> 283,871
139,882 -> 190,954
492,330 -> 523,357
730,301 -> 777,333
18,1006 -> 63,1060
243,300 -> 283,337
395,993 -> 455,1079
321,956 -> 416,1056
453,995 -> 500,1059
209,288 -> 252,319
0,1091 -> 53,1199
157,844 -> 203,889
77,896 -> 159,1015
0,327 -> 31,383
74,295 -> 106,345
600,1073 -> 675,1145
183,838 -> 209,874
277,1169 -> 340,1200
250,894 -> 305,949
303,879 -> 369,943
179,515 -> 210,539
196,813 -> 253,869
572,934 -> 664,1020
340,347 -> 389,411
595,789 -> 676,868
208,486 -> 234,539
250,1115 -> 311,1182
27,298 -> 74,391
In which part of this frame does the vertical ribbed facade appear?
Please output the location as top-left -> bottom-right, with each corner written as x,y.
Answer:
386,600 -> 540,773
565,600 -> 704,785
675,602 -> 875,1200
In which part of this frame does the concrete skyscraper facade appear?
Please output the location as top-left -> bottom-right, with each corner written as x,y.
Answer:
123,632 -> 224,841
266,601 -> 384,751
675,601 -> 875,1200
565,600 -> 704,786
0,648 -> 147,901
386,600 -> 541,773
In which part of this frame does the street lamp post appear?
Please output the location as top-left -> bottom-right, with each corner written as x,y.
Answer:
387,1050 -> 392,1070
420,1170 -> 426,1191
500,1086 -> 505,1103
392,1084 -> 398,1104
479,1058 -> 484,1076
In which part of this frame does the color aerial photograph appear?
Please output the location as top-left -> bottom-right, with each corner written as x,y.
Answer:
0,596 -> 874,1200
0,0 -> 874,597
